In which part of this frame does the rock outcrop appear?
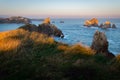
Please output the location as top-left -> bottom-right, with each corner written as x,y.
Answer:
84,18 -> 99,27
43,17 -> 50,24
18,24 -> 38,32
38,23 -> 64,38
18,18 -> 64,38
99,21 -> 116,28
84,18 -> 117,28
91,30 -> 115,58
0,16 -> 31,24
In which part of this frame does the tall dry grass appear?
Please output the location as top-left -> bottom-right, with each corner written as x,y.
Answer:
0,29 -> 54,53
58,44 -> 95,56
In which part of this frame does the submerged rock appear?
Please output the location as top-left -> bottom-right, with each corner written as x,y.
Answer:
91,30 -> 115,58
84,18 -> 99,27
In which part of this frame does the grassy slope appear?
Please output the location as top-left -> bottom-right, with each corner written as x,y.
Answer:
0,29 -> 120,80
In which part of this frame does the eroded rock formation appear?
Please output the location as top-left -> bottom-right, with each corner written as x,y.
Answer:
18,18 -> 64,38
84,18 -> 99,27
38,23 -> 64,38
91,30 -> 115,58
84,18 -> 117,28
43,17 -> 51,24
99,21 -> 116,28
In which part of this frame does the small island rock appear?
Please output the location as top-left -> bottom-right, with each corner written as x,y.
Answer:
84,18 -> 99,27
99,21 -> 116,28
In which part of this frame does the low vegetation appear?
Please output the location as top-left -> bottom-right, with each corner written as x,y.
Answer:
0,29 -> 120,80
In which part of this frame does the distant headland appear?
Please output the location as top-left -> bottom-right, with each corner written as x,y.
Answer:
0,16 -> 31,24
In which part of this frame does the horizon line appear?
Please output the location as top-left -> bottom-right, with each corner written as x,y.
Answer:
0,15 -> 120,19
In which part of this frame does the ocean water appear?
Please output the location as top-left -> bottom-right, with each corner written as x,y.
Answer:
0,18 -> 120,55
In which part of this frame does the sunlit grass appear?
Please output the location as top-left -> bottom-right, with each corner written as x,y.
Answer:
58,44 -> 95,56
0,29 -> 55,54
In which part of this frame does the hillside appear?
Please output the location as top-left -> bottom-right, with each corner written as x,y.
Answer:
0,29 -> 120,80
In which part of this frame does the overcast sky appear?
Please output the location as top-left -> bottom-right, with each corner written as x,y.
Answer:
0,0 -> 120,18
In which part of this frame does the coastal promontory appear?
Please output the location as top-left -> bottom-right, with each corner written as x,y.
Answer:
19,18 -> 64,38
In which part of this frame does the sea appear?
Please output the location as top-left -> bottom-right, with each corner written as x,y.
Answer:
0,18 -> 120,55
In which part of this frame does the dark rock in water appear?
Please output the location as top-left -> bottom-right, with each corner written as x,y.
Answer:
91,30 -> 115,59
99,21 -> 116,28
18,24 -> 38,32
60,21 -> 64,23
84,18 -> 99,27
38,23 -> 64,38
0,16 -> 31,24
112,24 -> 116,28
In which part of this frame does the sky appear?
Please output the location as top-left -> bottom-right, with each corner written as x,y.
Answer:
0,0 -> 120,18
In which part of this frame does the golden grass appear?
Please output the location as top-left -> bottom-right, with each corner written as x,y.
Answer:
0,28 -> 95,56
116,54 -> 120,61
0,29 -> 55,53
0,39 -> 21,52
58,44 -> 95,56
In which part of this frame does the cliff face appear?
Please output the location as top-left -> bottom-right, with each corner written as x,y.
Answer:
91,30 -> 115,58
0,16 -> 31,24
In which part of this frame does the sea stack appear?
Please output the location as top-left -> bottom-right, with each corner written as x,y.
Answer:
91,30 -> 115,58
84,18 -> 99,27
